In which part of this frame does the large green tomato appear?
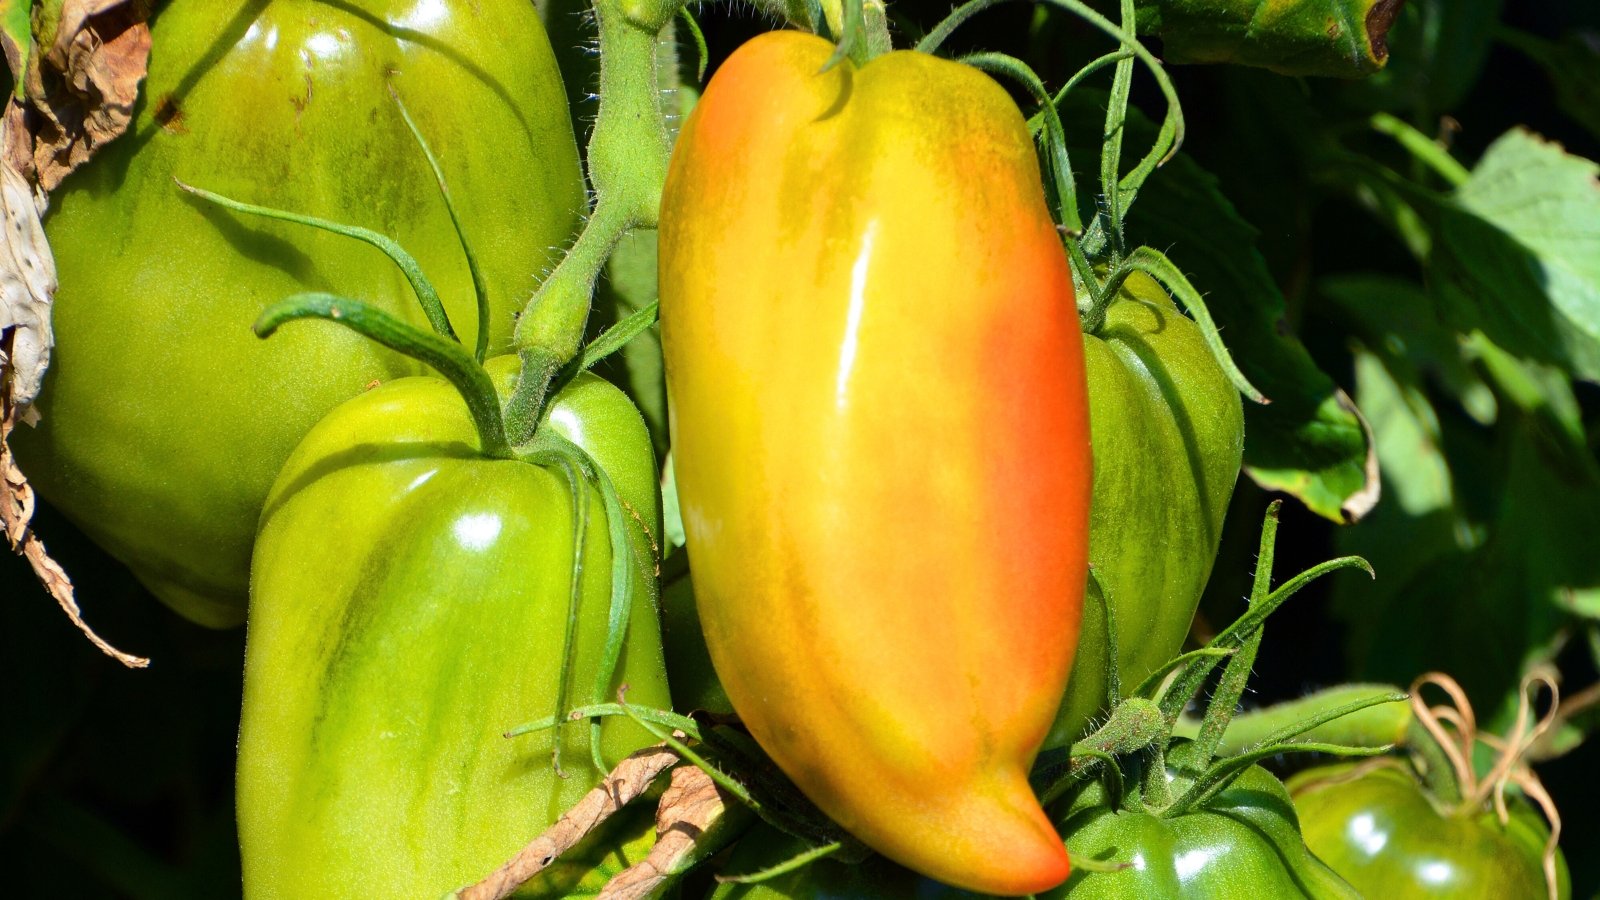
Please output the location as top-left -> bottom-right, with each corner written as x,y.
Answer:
1046,741 -> 1358,899
237,358 -> 671,897
15,0 -> 583,627
1290,761 -> 1570,899
1050,271 -> 1245,747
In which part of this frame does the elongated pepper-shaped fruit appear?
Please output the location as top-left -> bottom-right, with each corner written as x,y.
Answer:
658,32 -> 1091,895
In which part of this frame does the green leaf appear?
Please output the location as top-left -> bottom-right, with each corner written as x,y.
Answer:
1323,274 -> 1498,427
1059,91 -> 1375,522
1433,129 -> 1600,384
1128,145 -> 1374,521
1342,0 -> 1505,116
1335,408 -> 1599,730
1351,347 -> 1452,516
1145,0 -> 1401,78
660,453 -> 686,553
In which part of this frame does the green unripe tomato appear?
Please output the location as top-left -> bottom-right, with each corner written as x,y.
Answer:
239,358 -> 671,897
1051,271 -> 1245,747
710,742 -> 1357,899
1290,761 -> 1569,899
15,0 -> 584,626
1047,741 -> 1359,899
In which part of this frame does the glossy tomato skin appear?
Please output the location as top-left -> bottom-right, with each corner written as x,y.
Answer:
659,31 -> 1090,895
15,0 -> 584,627
237,358 -> 669,897
709,745 -> 1356,899
1046,742 -> 1360,899
1050,271 -> 1245,748
1290,761 -> 1570,899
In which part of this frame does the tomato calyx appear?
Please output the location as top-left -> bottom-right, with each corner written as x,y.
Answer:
190,92 -> 674,782
1287,673 -> 1571,900
1402,671 -> 1565,899
1036,503 -> 1403,834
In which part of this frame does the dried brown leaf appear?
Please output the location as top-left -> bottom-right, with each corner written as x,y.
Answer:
7,0 -> 150,191
0,156 -> 55,405
598,765 -> 735,899
455,742 -> 683,900
2,382 -> 146,667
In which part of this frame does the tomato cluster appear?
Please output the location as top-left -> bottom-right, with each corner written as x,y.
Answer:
12,1 -> 1574,897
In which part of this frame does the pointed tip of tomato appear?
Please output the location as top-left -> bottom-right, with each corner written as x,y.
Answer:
867,772 -> 1071,896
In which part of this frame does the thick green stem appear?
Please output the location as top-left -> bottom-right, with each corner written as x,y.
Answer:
820,0 -> 891,64
254,294 -> 512,459
1141,740 -> 1173,809
751,0 -> 820,31
506,0 -> 675,445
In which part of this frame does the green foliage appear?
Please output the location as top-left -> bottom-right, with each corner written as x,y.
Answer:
1344,0 -> 1505,115
1056,93 -> 1375,521
1316,121 -> 1600,729
1142,0 -> 1401,77
1435,130 -> 1600,381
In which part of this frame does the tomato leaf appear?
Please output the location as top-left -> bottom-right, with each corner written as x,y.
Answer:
1058,91 -> 1376,522
10,0 -> 151,191
1333,346 -> 1600,729
1433,129 -> 1600,384
1147,0 -> 1401,78
507,789 -> 663,899
1128,141 -> 1376,522
1341,0 -> 1504,116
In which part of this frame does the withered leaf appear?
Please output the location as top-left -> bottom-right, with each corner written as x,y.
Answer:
8,0 -> 151,191
597,764 -> 738,900
0,156 -> 52,406
455,742 -> 682,900
1,383 -> 147,667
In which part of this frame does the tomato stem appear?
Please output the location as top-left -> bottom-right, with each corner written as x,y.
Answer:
819,0 -> 891,66
177,180 -> 462,346
918,0 -> 1185,256
253,293 -> 514,460
507,0 -> 676,444
388,83 -> 494,364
